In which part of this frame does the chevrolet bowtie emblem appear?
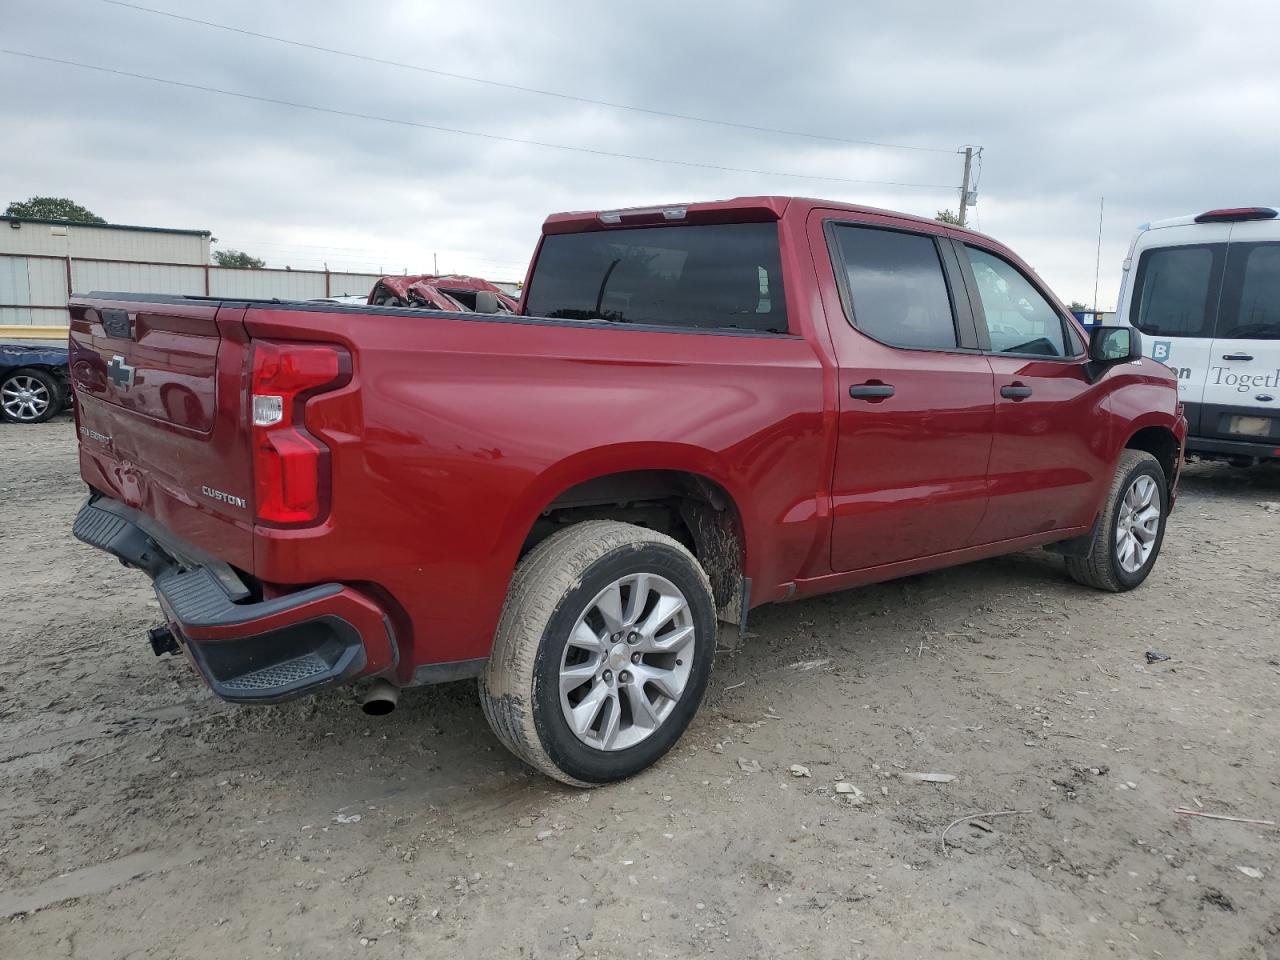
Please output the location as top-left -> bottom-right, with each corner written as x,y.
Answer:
107,354 -> 136,390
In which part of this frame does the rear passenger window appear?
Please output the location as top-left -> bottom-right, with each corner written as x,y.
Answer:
830,225 -> 957,350
1131,244 -> 1221,339
1218,242 -> 1280,340
965,246 -> 1070,357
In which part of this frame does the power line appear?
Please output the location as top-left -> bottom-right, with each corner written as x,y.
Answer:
0,49 -> 956,190
97,0 -> 957,156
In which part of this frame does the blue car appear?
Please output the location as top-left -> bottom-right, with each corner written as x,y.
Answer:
1,342 -> 71,424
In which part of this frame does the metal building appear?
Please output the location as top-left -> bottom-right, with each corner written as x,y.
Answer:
0,216 -> 210,330
0,216 -> 384,337
0,215 -> 211,264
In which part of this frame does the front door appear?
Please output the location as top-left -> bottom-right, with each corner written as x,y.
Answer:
813,214 -> 995,572
956,240 -> 1110,543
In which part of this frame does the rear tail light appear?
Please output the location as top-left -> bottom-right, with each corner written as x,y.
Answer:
1193,207 -> 1278,223
250,340 -> 349,525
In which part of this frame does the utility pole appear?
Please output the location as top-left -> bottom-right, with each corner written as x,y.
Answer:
958,146 -> 974,227
433,252 -> 439,275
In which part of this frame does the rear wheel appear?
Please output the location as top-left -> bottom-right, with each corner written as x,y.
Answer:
1066,449 -> 1168,591
1,368 -> 62,424
479,520 -> 717,786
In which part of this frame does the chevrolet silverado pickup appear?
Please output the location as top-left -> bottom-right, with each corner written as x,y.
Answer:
69,196 -> 1186,785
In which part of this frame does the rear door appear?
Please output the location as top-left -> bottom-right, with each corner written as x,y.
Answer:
1200,227 -> 1280,447
811,212 -> 995,571
69,296 -> 257,571
1127,227 -> 1230,435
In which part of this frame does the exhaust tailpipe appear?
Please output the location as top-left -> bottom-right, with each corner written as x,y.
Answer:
148,625 -> 179,657
359,678 -> 400,716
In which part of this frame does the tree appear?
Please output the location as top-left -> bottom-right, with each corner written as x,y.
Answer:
5,196 -> 106,224
935,209 -> 963,225
1068,300 -> 1089,312
213,249 -> 266,269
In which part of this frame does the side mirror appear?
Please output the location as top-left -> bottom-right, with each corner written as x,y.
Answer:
1088,325 -> 1142,364
473,290 -> 500,314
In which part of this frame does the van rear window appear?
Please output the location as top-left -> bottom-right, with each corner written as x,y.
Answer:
524,223 -> 787,333
1131,244 -> 1224,339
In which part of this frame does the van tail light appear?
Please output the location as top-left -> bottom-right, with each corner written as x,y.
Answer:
1193,207 -> 1277,223
250,340 -> 349,525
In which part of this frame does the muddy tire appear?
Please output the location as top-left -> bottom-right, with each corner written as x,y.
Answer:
1066,449 -> 1168,592
479,520 -> 717,786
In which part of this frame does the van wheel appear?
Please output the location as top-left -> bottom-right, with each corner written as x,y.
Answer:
1,368 -> 62,424
1066,450 -> 1168,592
479,520 -> 717,786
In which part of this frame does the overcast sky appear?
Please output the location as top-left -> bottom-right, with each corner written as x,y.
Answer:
5,0 -> 1279,305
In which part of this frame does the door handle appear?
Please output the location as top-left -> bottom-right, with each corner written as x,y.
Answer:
1000,384 -> 1033,400
849,382 -> 895,400
1222,353 -> 1254,361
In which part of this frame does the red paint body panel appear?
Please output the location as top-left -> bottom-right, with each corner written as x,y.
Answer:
68,196 -> 1185,691
240,303 -> 827,676
979,355 -> 1109,541
69,298 -> 257,572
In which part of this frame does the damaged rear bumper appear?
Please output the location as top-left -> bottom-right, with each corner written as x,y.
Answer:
73,494 -> 396,704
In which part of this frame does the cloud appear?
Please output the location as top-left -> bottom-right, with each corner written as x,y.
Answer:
4,0 -> 1278,303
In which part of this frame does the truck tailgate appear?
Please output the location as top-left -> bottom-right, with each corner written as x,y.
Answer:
68,296 -> 257,573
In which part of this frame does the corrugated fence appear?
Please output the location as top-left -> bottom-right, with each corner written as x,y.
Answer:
0,253 -> 384,339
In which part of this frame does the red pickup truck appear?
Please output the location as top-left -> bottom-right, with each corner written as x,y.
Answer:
69,197 -> 1185,785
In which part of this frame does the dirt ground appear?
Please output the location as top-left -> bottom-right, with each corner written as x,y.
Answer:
1,417 -> 1277,959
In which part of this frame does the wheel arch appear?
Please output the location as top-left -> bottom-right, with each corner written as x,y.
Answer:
1,363 -> 68,382
507,445 -> 751,623
1123,423 -> 1180,489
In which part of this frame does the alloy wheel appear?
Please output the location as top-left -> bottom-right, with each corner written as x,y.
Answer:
1,375 -> 52,422
1115,474 -> 1160,574
558,572 -> 696,751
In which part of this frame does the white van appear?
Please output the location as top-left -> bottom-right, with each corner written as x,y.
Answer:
1116,207 -> 1280,465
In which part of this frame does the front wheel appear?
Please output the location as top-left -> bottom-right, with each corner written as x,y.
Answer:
1066,449 -> 1168,591
479,520 -> 717,786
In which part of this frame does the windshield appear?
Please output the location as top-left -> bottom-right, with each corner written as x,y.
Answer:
524,222 -> 787,333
